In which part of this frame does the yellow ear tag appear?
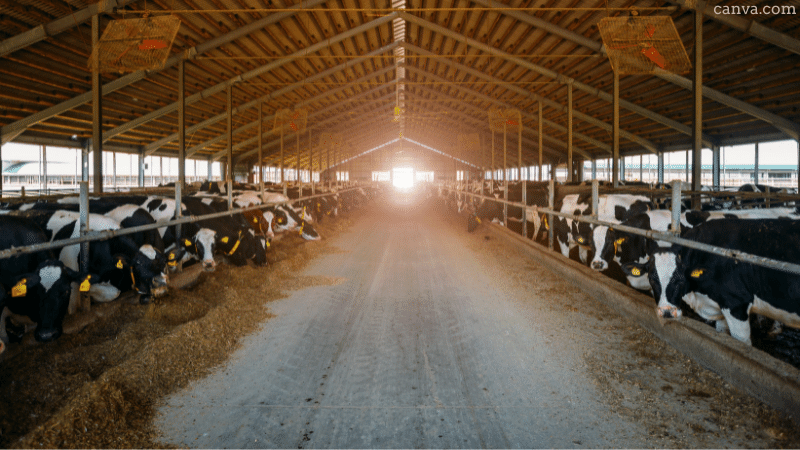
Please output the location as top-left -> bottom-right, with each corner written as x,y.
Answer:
116,260 -> 124,269
169,252 -> 176,260
79,276 -> 91,292
185,239 -> 192,247
631,267 -> 641,277
253,217 -> 259,223
691,269 -> 704,278
476,217 -> 482,224
168,260 -> 178,267
12,279 -> 27,297
577,237 -> 585,244
221,236 -> 229,244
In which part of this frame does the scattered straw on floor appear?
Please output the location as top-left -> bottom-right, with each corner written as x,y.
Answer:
0,213 -> 357,449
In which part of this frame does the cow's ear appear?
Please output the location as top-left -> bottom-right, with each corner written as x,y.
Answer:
620,262 -> 646,278
11,274 -> 40,297
166,248 -> 185,267
689,267 -> 711,279
114,255 -> 130,270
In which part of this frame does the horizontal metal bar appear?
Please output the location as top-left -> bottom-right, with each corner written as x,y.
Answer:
0,188 -> 357,261
454,186 -> 800,276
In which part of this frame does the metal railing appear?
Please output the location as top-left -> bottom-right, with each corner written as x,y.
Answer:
452,180 -> 800,277
0,183 -> 357,261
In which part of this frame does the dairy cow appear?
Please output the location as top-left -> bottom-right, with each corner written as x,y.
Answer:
651,218 -> 800,345
13,209 -> 169,307
0,216 -> 90,349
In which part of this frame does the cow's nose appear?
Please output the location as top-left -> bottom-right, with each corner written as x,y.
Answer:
202,260 -> 216,272
657,305 -> 681,320
35,328 -> 61,343
591,261 -> 606,271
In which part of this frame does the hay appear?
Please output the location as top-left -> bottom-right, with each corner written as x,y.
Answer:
0,213 -> 355,449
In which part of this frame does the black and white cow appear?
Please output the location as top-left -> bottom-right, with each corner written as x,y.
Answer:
598,208 -> 800,291
13,209 -> 169,307
554,193 -> 652,264
0,216 -> 91,348
650,218 -> 800,345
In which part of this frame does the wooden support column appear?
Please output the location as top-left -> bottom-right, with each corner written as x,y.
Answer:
692,2 -> 704,208
612,71 -> 620,188
91,14 -> 103,193
567,82 -> 573,182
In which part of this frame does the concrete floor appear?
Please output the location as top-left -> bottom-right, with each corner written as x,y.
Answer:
155,192 -> 783,448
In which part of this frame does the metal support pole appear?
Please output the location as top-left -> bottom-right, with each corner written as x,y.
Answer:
639,154 -> 643,182
503,121 -> 508,225
692,1 -> 704,206
491,128 -> 495,183
612,71 -> 620,188
712,145 -> 720,190
754,142 -> 760,184
79,181 -> 90,312
296,129 -> 300,186
567,82 -> 573,182
658,152 -> 664,185
518,114 -> 522,181
42,144 -> 47,193
548,179 -> 554,250
91,14 -> 103,194
82,140 -> 90,182
258,103 -> 264,196
280,127 -> 285,185
671,182 -> 682,236
227,84 -> 233,209
522,180 -> 527,239
538,101 -> 543,181
138,151 -> 145,187
207,156 -> 213,181
176,60 -> 185,249
591,159 -> 597,180
620,156 -> 626,182
592,179 -> 599,219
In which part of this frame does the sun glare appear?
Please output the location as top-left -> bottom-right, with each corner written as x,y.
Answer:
392,167 -> 414,189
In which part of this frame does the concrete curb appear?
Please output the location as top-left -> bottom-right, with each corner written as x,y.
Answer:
486,221 -> 800,426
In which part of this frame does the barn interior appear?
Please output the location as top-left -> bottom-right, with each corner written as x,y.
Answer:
1,0 -> 799,191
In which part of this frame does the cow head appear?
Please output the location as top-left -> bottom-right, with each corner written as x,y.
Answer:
184,228 -> 216,271
8,260 -> 88,342
649,249 -> 687,319
119,245 -> 169,303
590,226 -> 616,271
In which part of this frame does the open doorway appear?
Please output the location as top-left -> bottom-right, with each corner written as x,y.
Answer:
392,167 -> 414,189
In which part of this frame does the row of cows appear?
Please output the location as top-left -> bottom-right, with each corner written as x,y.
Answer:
0,181 -> 378,357
438,180 -> 800,346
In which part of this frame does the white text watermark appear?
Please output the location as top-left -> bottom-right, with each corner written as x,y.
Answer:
713,5 -> 796,15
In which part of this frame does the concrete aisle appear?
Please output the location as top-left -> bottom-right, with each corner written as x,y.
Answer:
156,194 -> 779,448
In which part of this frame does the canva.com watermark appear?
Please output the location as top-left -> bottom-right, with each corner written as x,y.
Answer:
713,5 -> 796,15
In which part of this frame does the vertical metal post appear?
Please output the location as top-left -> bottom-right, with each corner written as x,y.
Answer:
548,179 -> 554,251
692,1 -> 704,204
308,128 -> 313,190
797,139 -> 800,192
612,71 -> 619,188
227,84 -> 233,209
259,103 -> 264,197
754,142 -> 760,184
592,179 -> 599,219
42,145 -> 47,193
567,82 -> 573,182
91,14 -> 103,194
82,140 -> 90,182
176,59 -> 185,249
712,145 -> 720,190
620,156 -> 626,182
79,181 -> 91,312
0,140 -> 3,197
503,120 -> 507,225
658,152 -> 664,185
112,151 -> 116,190
591,159 -> 597,180
637,156 -> 644,184
280,126 -> 285,185
296,129 -> 300,186
538,101 -> 543,181
671,182 -> 682,236
518,113 -> 522,181
207,156 -> 213,181
491,128 -> 495,182
522,179 -> 527,239
138,151 -> 145,187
